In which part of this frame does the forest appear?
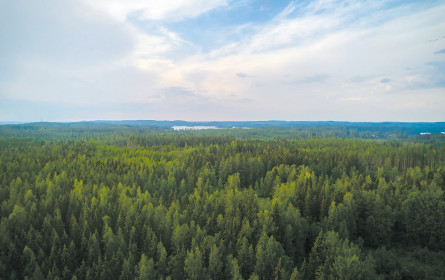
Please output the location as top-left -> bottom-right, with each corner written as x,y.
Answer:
0,124 -> 444,279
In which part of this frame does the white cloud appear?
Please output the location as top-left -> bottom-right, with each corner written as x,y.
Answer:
81,0 -> 229,22
140,1 -> 445,120
1,0 -> 444,121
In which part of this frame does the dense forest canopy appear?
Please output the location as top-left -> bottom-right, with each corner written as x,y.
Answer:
0,123 -> 444,279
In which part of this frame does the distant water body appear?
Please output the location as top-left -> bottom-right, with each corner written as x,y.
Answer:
172,126 -> 218,131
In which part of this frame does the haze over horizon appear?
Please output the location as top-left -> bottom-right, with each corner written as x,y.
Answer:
1,0 -> 444,122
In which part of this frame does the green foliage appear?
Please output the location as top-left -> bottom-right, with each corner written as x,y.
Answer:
0,130 -> 444,279
401,189 -> 445,249
137,254 -> 157,280
305,231 -> 377,280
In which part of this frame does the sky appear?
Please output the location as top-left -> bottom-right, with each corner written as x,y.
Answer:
1,0 -> 444,122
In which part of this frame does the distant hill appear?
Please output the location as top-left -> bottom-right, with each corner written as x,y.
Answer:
1,120 -> 444,140
90,120 -> 445,135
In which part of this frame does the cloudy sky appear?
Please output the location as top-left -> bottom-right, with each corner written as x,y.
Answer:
1,0 -> 444,122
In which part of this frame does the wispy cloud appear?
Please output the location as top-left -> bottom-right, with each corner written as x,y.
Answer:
1,0 -> 445,122
236,72 -> 256,78
81,0 -> 230,22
